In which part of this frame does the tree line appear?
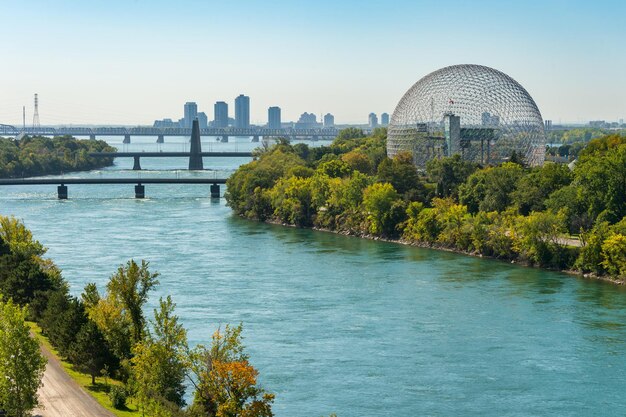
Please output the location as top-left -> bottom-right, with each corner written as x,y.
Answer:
0,215 -> 273,417
226,128 -> 626,280
0,135 -> 115,178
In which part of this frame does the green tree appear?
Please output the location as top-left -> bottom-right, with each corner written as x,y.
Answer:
426,154 -> 478,199
131,296 -> 188,415
377,152 -> 425,200
69,320 -> 117,385
186,324 -> 274,417
511,163 -> 573,215
601,234 -> 626,277
0,298 -> 47,417
362,182 -> 405,236
459,162 -> 523,213
107,259 -> 159,344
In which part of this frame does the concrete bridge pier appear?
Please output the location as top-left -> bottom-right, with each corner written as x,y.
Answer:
133,156 -> 142,170
252,135 -> 259,142
221,135 -> 229,143
57,185 -> 68,199
123,134 -> 131,144
156,134 -> 164,143
312,135 -> 319,141
135,184 -> 145,198
210,184 -> 220,198
89,134 -> 96,140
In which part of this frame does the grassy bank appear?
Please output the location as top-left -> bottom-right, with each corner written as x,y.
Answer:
28,321 -> 140,417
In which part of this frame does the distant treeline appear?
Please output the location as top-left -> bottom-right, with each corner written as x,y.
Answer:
226,128 -> 626,281
0,135 -> 115,178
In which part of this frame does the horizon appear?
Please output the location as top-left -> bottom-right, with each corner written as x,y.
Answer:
1,0 -> 625,126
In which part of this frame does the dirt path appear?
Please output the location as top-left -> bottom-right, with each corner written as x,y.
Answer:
32,344 -> 114,417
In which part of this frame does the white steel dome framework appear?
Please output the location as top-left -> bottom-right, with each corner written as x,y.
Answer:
387,64 -> 546,168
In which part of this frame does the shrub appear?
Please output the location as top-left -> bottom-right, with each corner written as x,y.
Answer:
109,385 -> 127,409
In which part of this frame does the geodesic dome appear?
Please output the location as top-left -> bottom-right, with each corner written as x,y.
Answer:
387,64 -> 546,168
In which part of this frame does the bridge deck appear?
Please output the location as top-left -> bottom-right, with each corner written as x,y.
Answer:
0,178 -> 227,185
89,151 -> 253,157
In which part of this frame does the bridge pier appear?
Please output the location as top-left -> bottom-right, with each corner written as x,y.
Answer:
57,185 -> 68,199
135,184 -> 145,199
123,134 -> 131,144
221,135 -> 229,143
89,134 -> 96,140
133,156 -> 142,170
156,134 -> 164,143
252,135 -> 259,142
210,184 -> 220,198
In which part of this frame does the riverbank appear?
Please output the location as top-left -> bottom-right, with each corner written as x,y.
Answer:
262,217 -> 626,286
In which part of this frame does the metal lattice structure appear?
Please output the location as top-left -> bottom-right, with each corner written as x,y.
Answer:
388,64 -> 546,168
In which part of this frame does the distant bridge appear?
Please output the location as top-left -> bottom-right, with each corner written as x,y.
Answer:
0,124 -> 348,143
0,177 -> 228,199
89,151 -> 254,170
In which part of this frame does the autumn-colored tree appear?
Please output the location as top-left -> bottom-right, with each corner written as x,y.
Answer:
187,324 -> 274,417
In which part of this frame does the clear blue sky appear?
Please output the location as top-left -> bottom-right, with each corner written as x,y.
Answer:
1,0 -> 624,125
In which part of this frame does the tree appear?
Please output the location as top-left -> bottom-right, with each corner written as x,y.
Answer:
69,320 -> 117,385
377,152 -> 426,200
362,182 -> 405,236
186,324 -> 274,417
107,259 -> 159,344
0,298 -> 47,417
511,163 -> 573,215
601,234 -> 626,277
426,154 -> 478,199
131,296 -> 188,415
459,162 -> 523,213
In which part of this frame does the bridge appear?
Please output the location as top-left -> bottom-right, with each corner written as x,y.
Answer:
0,177 -> 228,199
89,151 -> 254,170
0,124 -> 347,143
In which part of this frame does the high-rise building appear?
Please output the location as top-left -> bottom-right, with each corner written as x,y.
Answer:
268,106 -> 281,129
381,112 -> 389,126
184,102 -> 198,128
295,112 -> 319,129
198,112 -> 208,129
368,112 -> 378,128
323,113 -> 335,128
214,101 -> 228,128
235,94 -> 250,128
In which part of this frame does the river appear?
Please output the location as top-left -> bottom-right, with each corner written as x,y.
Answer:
2,136 -> 626,416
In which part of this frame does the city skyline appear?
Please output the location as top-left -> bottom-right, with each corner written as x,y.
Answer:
1,0 -> 625,126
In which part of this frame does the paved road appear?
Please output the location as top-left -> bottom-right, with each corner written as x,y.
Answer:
32,344 -> 114,417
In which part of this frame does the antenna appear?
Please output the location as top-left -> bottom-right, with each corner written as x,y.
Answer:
32,93 -> 40,132
22,106 -> 25,131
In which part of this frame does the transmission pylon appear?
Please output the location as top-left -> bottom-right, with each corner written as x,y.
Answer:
32,93 -> 40,132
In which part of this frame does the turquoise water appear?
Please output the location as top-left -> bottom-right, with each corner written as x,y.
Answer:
2,137 -> 626,416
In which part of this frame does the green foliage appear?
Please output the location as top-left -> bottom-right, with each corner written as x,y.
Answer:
109,385 -> 128,410
69,320 -> 117,385
131,296 -> 188,414
459,162 -> 523,213
426,154 -> 478,199
363,182 -> 404,237
107,259 -> 160,344
0,135 -> 114,178
377,151 -> 426,200
0,297 -> 47,417
512,163 -> 573,215
511,211 -> 568,267
601,234 -> 626,277
576,221 -> 611,274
